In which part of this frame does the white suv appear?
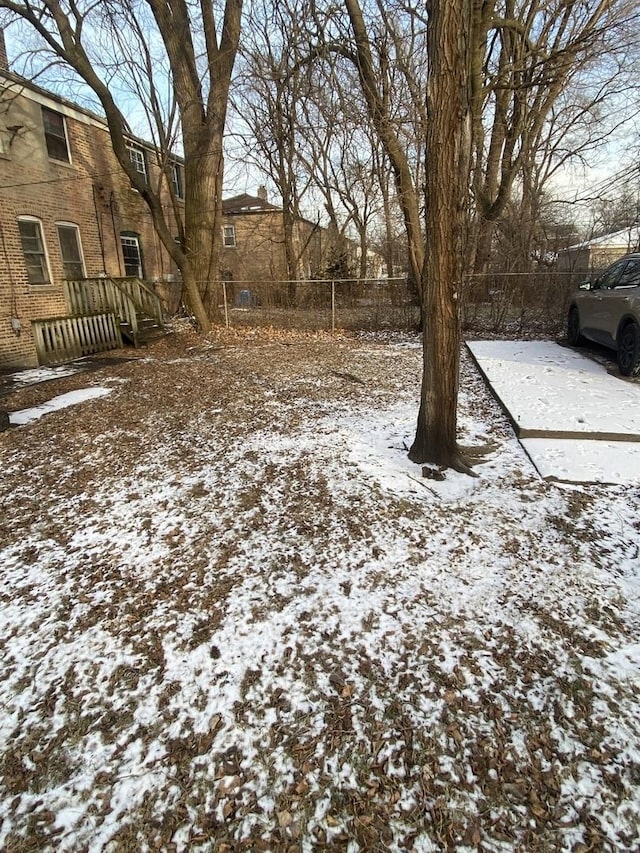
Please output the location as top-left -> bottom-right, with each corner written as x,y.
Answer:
567,253 -> 640,377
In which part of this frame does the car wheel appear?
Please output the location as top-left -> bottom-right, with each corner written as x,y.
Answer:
617,323 -> 640,377
567,306 -> 584,346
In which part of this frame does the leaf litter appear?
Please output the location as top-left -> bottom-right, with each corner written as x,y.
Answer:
0,323 -> 639,851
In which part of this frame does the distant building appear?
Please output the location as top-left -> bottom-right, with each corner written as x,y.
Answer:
556,226 -> 640,275
220,190 -> 336,284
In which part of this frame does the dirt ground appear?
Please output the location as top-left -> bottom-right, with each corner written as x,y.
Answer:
1,323 -> 639,852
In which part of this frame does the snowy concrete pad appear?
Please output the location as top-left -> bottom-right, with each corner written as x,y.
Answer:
521,438 -> 640,486
468,340 -> 640,484
467,340 -> 640,439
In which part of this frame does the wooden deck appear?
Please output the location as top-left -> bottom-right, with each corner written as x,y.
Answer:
31,277 -> 165,366
64,277 -> 164,346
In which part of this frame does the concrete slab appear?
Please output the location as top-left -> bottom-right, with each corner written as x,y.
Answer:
467,340 -> 640,485
521,438 -> 640,486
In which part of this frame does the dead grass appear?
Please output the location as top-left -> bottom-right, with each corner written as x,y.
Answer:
0,324 -> 639,851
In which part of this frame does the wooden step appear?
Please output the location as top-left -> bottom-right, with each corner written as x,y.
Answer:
137,327 -> 164,343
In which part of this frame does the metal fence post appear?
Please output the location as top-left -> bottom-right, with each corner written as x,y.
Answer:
222,281 -> 229,328
331,279 -> 336,333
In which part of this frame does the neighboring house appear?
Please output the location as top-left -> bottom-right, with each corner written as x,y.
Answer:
220,189 -> 350,285
556,226 -> 640,275
0,42 -> 182,368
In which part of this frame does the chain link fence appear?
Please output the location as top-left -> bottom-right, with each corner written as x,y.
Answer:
200,271 -> 587,337
461,271 -> 585,337
218,278 -> 418,332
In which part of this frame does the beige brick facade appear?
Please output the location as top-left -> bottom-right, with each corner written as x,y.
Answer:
220,194 -> 336,287
0,71 -> 182,368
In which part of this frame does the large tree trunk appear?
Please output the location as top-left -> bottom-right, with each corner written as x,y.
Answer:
150,0 -> 242,325
409,0 -> 471,470
181,265 -> 211,332
183,135 -> 224,324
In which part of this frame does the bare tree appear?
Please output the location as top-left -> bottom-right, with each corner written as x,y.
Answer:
338,0 -> 425,297
337,0 -> 638,469
469,0 -> 639,274
335,0 -> 473,469
0,0 -> 243,331
591,184 -> 640,236
232,0 -> 316,287
233,0 -> 425,287
296,75 -> 384,280
408,0 -> 473,469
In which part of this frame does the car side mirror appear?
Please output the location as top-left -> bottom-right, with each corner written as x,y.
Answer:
578,280 -> 593,291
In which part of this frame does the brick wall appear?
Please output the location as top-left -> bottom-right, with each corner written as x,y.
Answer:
220,211 -> 286,282
220,211 -> 331,283
0,73 -> 182,368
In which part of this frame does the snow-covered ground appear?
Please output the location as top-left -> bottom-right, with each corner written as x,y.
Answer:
8,387 -> 112,425
468,340 -> 640,485
0,330 -> 639,851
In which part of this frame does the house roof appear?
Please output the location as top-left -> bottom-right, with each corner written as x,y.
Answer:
222,193 -> 280,214
562,226 -> 640,252
0,68 -> 178,158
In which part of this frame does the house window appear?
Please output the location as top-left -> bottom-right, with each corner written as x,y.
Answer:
42,107 -> 70,162
56,223 -> 85,280
120,233 -> 144,278
18,217 -> 51,284
127,146 -> 147,181
223,225 -> 236,247
171,163 -> 184,199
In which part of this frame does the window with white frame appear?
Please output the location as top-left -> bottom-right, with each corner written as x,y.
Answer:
120,233 -> 144,278
42,107 -> 71,162
127,145 -> 147,181
17,217 -> 51,284
223,224 -> 236,247
171,162 -> 184,199
56,223 -> 85,280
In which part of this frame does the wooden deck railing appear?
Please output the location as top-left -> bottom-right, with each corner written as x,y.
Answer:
115,277 -> 164,328
64,277 -> 164,340
65,278 -> 141,342
32,313 -> 122,366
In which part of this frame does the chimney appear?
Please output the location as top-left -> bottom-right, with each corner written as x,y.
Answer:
257,184 -> 268,202
0,29 -> 9,72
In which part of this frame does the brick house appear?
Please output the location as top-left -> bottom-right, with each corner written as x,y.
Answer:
0,49 -> 183,367
220,189 -> 350,286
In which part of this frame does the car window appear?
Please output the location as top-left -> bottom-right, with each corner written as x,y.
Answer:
597,260 -> 627,290
615,259 -> 640,288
